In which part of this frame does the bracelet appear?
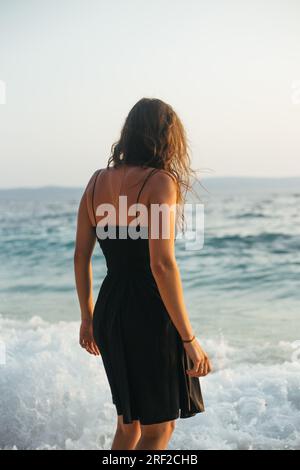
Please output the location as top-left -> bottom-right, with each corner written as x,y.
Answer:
182,335 -> 196,344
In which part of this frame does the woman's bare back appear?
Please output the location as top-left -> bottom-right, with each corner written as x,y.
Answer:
86,165 -> 161,228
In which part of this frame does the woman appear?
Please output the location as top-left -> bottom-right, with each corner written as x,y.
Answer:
74,98 -> 212,450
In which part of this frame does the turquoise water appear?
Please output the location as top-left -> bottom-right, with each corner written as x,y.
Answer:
0,184 -> 299,345
0,180 -> 300,449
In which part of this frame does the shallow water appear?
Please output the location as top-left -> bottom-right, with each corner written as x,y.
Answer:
0,183 -> 299,449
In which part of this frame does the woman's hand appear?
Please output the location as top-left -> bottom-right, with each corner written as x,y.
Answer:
184,338 -> 212,377
79,319 -> 100,356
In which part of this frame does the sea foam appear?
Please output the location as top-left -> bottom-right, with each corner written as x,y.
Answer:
0,316 -> 299,450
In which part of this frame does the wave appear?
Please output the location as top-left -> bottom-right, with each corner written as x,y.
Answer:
0,316 -> 299,450
235,212 -> 267,219
0,284 -> 74,294
206,232 -> 300,249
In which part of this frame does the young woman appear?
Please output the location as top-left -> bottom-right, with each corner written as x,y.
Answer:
74,98 -> 212,450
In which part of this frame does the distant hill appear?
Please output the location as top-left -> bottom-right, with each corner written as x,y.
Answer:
0,186 -> 83,201
198,177 -> 300,193
0,177 -> 299,201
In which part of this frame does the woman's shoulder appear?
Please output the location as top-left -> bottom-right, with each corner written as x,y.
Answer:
147,168 -> 177,203
150,168 -> 177,188
85,168 -> 106,193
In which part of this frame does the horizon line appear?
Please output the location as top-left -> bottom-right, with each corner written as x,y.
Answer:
1,175 -> 300,191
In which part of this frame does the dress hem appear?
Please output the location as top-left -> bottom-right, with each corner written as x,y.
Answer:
117,407 -> 205,426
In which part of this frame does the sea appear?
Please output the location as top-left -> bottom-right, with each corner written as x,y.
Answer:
0,177 -> 299,450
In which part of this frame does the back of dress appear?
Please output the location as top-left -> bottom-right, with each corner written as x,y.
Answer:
91,166 -> 205,425
92,167 -> 157,277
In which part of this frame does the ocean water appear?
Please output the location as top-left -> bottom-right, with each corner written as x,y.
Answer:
0,179 -> 300,450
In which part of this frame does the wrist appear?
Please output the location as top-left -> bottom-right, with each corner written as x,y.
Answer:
81,316 -> 92,324
180,331 -> 195,342
181,334 -> 196,344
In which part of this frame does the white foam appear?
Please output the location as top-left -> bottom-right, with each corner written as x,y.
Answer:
0,316 -> 299,450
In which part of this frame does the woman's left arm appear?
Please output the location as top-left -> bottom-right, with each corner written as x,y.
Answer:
74,186 -> 100,356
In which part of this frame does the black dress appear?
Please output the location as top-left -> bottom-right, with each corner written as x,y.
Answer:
92,168 -> 205,425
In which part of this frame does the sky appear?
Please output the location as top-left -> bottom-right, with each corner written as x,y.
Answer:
0,0 -> 300,188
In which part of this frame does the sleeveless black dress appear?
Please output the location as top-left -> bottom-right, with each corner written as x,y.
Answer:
92,169 -> 205,425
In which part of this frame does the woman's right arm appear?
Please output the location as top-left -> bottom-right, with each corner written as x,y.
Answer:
148,171 -> 212,377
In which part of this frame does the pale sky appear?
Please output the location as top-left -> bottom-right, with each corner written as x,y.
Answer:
0,0 -> 300,188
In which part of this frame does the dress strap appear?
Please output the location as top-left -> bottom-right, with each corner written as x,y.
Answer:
136,168 -> 159,206
91,169 -> 102,226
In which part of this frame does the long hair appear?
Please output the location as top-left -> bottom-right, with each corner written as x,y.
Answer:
107,98 -> 196,226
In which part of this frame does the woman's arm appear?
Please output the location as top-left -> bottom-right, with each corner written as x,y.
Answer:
148,171 -> 211,377
74,181 -> 100,356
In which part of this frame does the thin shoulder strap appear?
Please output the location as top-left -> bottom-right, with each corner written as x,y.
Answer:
136,168 -> 159,205
91,169 -> 102,226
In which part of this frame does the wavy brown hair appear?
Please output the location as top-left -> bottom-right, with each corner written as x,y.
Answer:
107,98 -> 196,212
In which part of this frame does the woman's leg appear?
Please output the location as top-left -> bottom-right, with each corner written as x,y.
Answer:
134,420 -> 176,450
111,415 -> 141,450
